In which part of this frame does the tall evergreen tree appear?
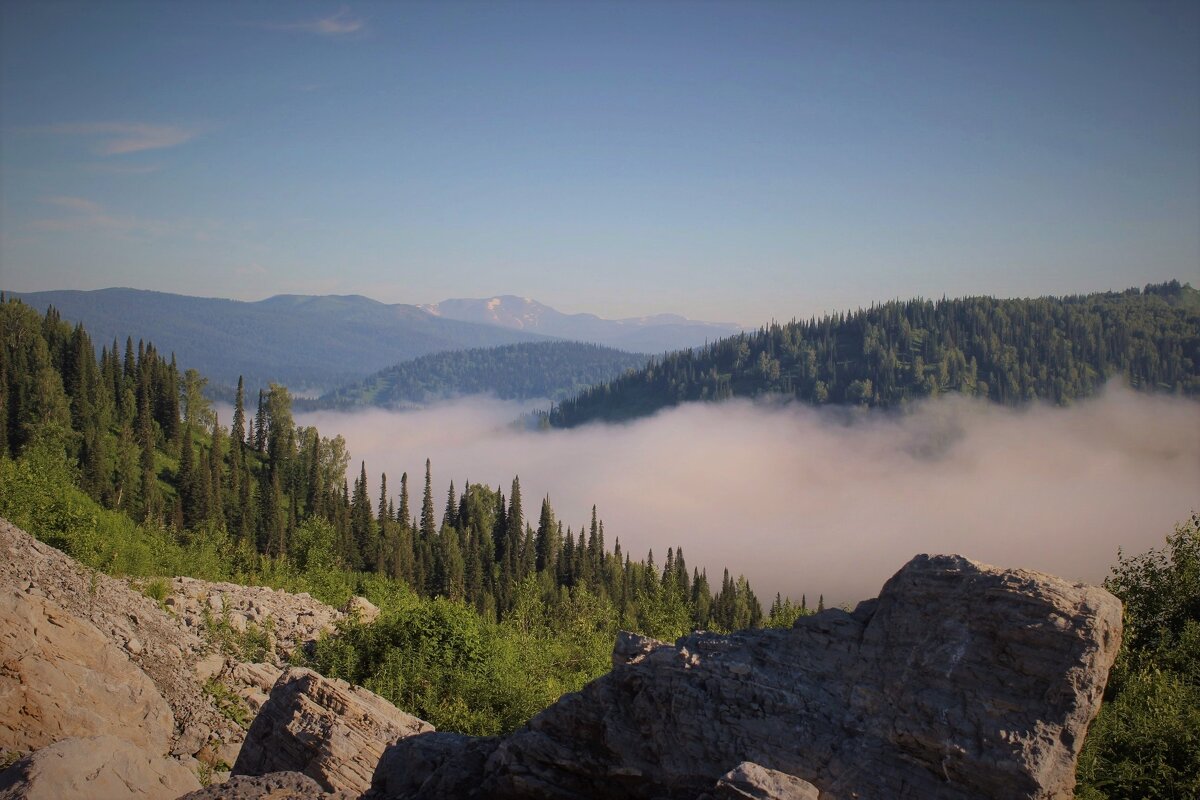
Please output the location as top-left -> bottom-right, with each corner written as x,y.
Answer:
350,461 -> 376,571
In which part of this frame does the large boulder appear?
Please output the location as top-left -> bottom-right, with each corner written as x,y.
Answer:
0,587 -> 175,754
233,667 -> 434,795
380,554 -> 1121,799
0,735 -> 200,800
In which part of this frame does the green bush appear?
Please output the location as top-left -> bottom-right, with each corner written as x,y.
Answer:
1076,515 -> 1200,799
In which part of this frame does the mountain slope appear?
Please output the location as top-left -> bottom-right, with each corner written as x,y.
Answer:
421,295 -> 740,354
315,341 -> 649,408
7,288 -> 550,393
548,282 -> 1200,427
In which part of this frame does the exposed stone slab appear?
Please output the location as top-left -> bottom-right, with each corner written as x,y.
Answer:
0,735 -> 200,800
0,588 -> 175,754
233,668 -> 434,795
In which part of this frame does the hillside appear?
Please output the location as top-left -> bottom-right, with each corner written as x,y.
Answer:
6,288 -> 550,394
314,341 -> 649,409
549,282 -> 1200,427
421,295 -> 741,354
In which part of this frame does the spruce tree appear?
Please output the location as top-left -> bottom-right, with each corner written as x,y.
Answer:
350,462 -> 376,571
231,376 -> 246,452
535,495 -> 557,573
420,459 -> 436,542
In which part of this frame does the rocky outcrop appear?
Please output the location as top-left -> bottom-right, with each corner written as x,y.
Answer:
0,588 -> 175,754
372,554 -> 1121,799
0,519 -> 239,757
167,577 -> 343,664
369,732 -> 499,800
178,771 -> 353,800
0,512 -> 1122,800
705,762 -> 820,800
233,668 -> 434,795
0,735 -> 201,800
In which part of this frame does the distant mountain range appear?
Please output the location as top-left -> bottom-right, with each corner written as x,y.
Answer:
421,295 -> 740,354
5,288 -> 733,396
7,289 -> 547,394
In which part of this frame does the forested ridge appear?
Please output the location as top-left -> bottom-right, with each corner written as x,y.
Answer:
549,282 -> 1200,427
313,341 -> 649,409
0,294 -> 797,734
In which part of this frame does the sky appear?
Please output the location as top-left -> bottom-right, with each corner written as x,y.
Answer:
1,0 -> 1198,326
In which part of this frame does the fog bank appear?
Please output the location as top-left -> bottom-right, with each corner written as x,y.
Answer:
298,388 -> 1200,605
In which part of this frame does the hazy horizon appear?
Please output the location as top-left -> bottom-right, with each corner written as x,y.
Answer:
291,384 -> 1200,606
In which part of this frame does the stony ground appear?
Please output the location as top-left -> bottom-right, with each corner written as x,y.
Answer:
0,517 -> 347,787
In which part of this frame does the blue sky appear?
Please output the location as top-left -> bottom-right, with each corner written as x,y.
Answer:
1,0 -> 1197,326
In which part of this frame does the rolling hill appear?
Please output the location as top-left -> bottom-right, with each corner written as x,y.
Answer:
314,341 -> 649,409
548,282 -> 1200,427
7,288 -> 551,395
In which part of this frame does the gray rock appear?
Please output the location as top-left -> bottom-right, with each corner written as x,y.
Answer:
611,630 -> 668,668
0,735 -> 201,800
233,668 -> 434,795
176,771 -> 353,800
171,723 -> 212,757
386,554 -> 1120,799
708,762 -> 820,800
369,732 -> 499,799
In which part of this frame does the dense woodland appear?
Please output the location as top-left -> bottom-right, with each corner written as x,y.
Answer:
0,294 -> 781,634
549,283 -> 1200,426
313,341 -> 648,409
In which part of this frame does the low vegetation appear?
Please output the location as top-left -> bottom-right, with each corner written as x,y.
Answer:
1075,514 -> 1200,800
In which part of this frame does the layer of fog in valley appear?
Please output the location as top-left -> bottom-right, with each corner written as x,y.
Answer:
298,386 -> 1200,606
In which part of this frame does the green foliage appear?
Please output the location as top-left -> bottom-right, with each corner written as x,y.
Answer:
307,580 -> 617,736
1076,515 -> 1200,799
203,677 -> 252,731
550,282 -> 1200,426
141,577 -> 171,607
201,607 -> 273,663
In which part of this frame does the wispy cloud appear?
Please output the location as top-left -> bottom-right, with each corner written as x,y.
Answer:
46,122 -> 198,155
257,7 -> 364,37
29,195 -> 174,238
83,162 -> 162,175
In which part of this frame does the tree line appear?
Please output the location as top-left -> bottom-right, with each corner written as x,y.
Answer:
548,282 -> 1200,426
